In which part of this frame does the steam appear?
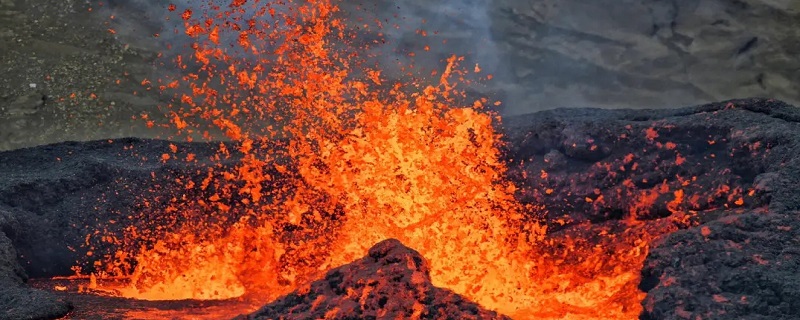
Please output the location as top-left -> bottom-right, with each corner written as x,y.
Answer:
95,0 -> 795,119
343,0 -> 512,111
372,0 -> 504,73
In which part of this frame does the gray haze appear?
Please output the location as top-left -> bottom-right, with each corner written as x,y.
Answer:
100,0 -> 800,116
3,0 -> 798,149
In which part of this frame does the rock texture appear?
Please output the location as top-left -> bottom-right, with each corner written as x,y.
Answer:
640,212 -> 800,319
0,285 -> 73,320
502,98 -> 800,226
241,239 -> 509,320
0,138 -> 230,278
0,0 -> 175,151
0,208 -> 72,320
500,98 -> 800,319
0,208 -> 25,285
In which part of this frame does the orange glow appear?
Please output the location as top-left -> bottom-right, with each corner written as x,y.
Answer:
79,1 -> 750,319
645,127 -> 659,141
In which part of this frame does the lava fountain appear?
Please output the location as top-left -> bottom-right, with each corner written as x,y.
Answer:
80,0 -> 692,319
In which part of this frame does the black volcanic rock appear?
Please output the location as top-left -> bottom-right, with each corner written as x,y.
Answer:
500,98 -> 800,318
1,208 -> 72,320
502,98 -> 800,224
0,285 -> 73,320
241,239 -> 509,320
640,212 -> 800,319
0,208 -> 25,285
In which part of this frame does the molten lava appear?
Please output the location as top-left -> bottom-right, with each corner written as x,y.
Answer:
80,1 -> 724,319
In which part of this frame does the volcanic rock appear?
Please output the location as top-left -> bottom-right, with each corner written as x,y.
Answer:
0,207 -> 73,320
0,138 -> 234,319
0,208 -> 25,285
640,212 -> 800,319
0,0 -> 178,151
0,285 -> 73,320
241,239 -> 509,320
503,98 -> 800,224
0,139 -> 228,278
500,98 -> 800,319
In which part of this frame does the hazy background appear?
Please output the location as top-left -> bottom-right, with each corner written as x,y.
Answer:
1,0 -> 798,150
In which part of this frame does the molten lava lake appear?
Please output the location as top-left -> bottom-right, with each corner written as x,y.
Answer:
29,278 -> 261,319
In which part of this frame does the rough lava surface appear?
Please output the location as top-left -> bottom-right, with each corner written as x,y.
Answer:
501,97 -> 800,319
238,239 -> 509,320
641,212 -> 800,319
0,98 -> 799,319
0,207 -> 72,320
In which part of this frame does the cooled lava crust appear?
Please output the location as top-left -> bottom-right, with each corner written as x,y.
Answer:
236,239 -> 510,320
0,98 -> 799,319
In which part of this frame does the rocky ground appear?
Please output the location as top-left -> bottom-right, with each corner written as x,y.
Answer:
641,212 -> 800,319
1,0 -> 799,150
0,98 -> 798,319
0,209 -> 72,319
0,0 -> 177,151
500,97 -> 800,319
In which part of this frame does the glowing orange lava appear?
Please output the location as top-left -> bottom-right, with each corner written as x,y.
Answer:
82,1 -> 702,319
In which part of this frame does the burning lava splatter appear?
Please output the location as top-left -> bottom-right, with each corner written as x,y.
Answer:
79,1 -> 720,319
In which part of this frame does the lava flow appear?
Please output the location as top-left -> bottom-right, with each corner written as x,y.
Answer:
79,0 -> 706,319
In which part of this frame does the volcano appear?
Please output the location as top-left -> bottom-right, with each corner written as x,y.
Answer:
2,0 -> 800,319
0,98 -> 799,319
